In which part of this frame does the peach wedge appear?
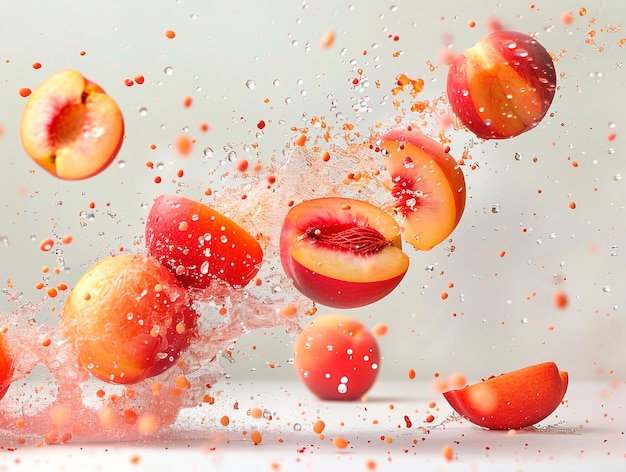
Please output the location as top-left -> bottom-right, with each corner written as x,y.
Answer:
380,129 -> 466,251
280,197 -> 409,309
20,69 -> 124,180
443,361 -> 569,430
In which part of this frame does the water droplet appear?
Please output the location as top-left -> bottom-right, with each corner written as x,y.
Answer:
273,79 -> 280,86
138,107 -> 148,116
521,317 -> 529,324
203,147 -> 213,158
614,173 -> 622,181
164,66 -> 174,75
514,152 -> 522,161
293,423 -> 302,431
337,384 -> 347,394
602,286 -> 611,293
491,204 -> 500,214
0,236 -> 9,246
245,79 -> 256,89
117,160 -> 125,168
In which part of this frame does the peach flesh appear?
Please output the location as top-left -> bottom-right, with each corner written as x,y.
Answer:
280,197 -> 409,308
61,254 -> 197,384
443,362 -> 568,430
447,30 -> 556,139
20,69 -> 124,179
380,129 -> 466,251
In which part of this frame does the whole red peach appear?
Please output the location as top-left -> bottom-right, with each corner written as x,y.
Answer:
447,30 -> 556,139
293,315 -> 380,400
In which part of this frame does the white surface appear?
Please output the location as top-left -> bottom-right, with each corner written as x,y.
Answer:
0,380 -> 624,471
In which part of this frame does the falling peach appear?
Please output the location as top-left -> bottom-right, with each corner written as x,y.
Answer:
20,69 -> 124,180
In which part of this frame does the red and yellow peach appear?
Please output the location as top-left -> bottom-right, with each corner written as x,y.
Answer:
279,197 -> 409,308
145,194 -> 263,290
20,69 -> 124,179
380,129 -> 466,250
61,254 -> 197,384
447,30 -> 556,139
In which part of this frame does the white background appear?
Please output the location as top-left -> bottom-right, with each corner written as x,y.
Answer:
0,0 -> 624,389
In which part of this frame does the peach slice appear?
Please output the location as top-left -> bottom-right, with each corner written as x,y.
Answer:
0,332 -> 13,401
447,30 -> 556,139
61,254 -> 197,384
293,314 -> 380,400
20,69 -> 124,179
145,194 -> 263,290
443,362 -> 569,430
280,197 -> 409,309
380,129 -> 466,251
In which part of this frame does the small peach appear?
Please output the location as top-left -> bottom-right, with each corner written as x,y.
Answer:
293,315 -> 380,400
20,69 -> 124,179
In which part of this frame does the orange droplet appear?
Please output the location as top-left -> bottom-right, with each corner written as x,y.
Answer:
320,30 -> 336,49
372,323 -> 388,337
553,291 -> 569,309
182,96 -> 192,108
19,87 -> 32,97
174,134 -> 193,158
165,29 -> 176,39
39,238 -> 54,252
569,201 -> 576,209
449,372 -> 466,388
408,368 -> 416,380
294,134 -> 307,146
313,420 -> 325,434
442,444 -> 454,461
333,436 -> 348,449
250,407 -> 263,419
250,430 -> 263,445
220,415 -> 230,426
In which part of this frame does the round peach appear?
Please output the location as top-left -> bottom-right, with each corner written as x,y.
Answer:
20,69 -> 124,179
61,254 -> 197,384
447,30 -> 556,139
293,315 -> 380,400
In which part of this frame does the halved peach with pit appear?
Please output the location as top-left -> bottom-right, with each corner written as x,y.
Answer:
20,69 -> 124,180
279,197 -> 409,308
380,129 -> 466,251
443,361 -> 568,430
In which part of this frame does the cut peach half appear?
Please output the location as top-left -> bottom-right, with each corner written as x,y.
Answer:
0,332 -> 13,401
280,197 -> 409,308
20,69 -> 124,180
443,361 -> 569,430
380,129 -> 466,251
